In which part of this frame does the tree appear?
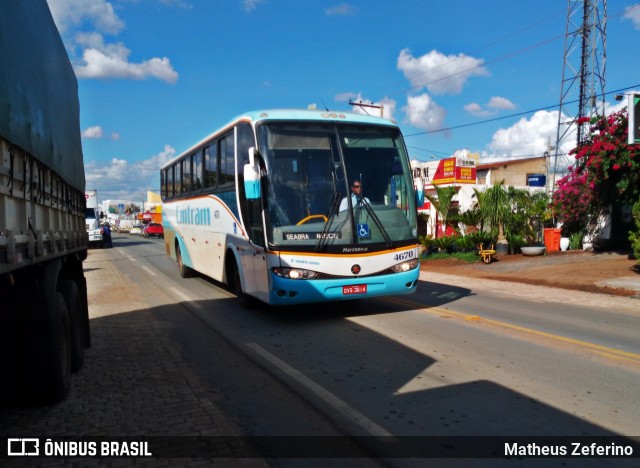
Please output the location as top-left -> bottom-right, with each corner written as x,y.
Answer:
505,187 -> 549,245
481,180 -> 510,247
552,109 -> 640,232
454,208 -> 483,236
425,185 -> 457,238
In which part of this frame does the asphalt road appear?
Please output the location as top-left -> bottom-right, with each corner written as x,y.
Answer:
2,233 -> 639,467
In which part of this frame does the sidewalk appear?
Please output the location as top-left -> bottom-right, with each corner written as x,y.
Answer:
420,250 -> 640,313
1,247 -> 267,466
422,250 -> 640,294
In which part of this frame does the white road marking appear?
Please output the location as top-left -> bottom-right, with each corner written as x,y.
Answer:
169,286 -> 203,309
141,265 -> 156,277
247,342 -> 393,437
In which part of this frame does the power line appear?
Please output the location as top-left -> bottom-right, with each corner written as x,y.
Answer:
396,4 -> 640,98
404,84 -> 640,138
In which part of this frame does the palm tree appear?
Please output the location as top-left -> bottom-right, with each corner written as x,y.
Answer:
426,185 -> 457,238
481,181 -> 510,248
455,207 -> 483,236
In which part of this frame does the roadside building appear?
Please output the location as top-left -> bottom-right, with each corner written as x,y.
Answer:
412,154 -> 548,238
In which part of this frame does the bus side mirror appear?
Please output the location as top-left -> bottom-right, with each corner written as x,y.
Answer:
244,147 -> 261,200
414,177 -> 424,207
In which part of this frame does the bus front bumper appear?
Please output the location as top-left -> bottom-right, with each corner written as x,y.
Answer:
268,269 -> 419,306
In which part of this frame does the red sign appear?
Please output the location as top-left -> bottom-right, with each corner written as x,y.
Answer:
417,200 -> 431,214
432,157 -> 476,185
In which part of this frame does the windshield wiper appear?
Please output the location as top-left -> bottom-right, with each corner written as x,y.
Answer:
315,191 -> 342,252
356,198 -> 394,248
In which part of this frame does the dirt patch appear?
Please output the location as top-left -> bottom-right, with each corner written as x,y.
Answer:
420,250 -> 640,297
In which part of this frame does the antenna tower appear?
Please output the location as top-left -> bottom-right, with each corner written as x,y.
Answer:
552,0 -> 607,190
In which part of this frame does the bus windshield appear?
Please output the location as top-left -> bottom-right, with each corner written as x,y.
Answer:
257,122 -> 417,250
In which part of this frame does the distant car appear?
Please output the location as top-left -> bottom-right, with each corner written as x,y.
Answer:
130,224 -> 143,235
143,223 -> 164,239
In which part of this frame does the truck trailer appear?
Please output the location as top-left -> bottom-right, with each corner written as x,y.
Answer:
0,2 -> 91,404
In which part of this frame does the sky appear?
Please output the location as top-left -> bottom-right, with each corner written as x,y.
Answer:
45,0 -> 640,203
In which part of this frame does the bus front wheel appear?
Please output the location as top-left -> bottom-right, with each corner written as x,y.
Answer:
226,257 -> 255,309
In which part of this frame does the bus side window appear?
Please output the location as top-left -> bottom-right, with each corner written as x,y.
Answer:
174,163 -> 182,196
161,169 -> 166,200
192,151 -> 202,191
182,157 -> 191,193
204,145 -> 217,189
219,133 -> 235,189
167,167 -> 174,198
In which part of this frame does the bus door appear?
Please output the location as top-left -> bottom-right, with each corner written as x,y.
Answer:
235,122 -> 269,301
239,243 -> 269,301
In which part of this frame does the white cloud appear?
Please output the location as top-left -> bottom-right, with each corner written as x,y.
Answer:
47,0 -> 124,35
487,110 -> 574,159
487,96 -> 516,110
397,48 -> 489,95
75,44 -> 178,83
465,96 -> 515,117
242,0 -> 265,12
483,97 -> 635,162
82,125 -> 121,140
402,94 -> 447,132
464,102 -> 492,117
82,125 -> 104,139
623,4 -> 640,29
85,145 -> 176,200
325,3 -> 357,16
47,0 -> 178,83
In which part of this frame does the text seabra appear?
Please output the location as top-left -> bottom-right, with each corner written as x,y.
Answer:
505,442 -> 633,457
44,439 -> 152,457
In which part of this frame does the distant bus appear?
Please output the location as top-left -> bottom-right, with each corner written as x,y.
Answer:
160,109 -> 420,306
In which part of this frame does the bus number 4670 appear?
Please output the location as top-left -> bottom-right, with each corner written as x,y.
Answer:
393,251 -> 414,262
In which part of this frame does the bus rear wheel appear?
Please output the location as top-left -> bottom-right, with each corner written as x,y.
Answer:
176,243 -> 193,278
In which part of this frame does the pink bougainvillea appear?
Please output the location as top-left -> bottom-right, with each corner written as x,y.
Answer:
552,109 -> 640,230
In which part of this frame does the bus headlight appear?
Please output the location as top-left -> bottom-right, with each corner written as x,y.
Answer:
272,267 -> 318,280
390,259 -> 419,273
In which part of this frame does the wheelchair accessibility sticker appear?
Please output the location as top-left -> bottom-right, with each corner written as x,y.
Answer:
357,223 -> 370,239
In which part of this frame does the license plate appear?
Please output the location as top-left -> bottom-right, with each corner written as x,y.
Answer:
343,284 -> 367,295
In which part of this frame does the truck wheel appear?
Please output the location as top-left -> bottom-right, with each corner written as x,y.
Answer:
22,292 -> 72,404
176,244 -> 193,278
61,280 -> 86,372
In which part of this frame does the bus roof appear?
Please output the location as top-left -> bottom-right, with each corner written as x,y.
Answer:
236,108 -> 397,126
163,108 -> 399,169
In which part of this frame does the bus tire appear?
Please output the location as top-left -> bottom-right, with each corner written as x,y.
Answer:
226,257 -> 256,309
22,292 -> 72,404
176,243 -> 193,278
61,280 -> 86,372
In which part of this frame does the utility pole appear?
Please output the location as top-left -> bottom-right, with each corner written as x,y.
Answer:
552,0 -> 607,192
349,100 -> 385,117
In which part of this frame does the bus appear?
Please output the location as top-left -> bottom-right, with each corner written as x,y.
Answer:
160,109 -> 422,306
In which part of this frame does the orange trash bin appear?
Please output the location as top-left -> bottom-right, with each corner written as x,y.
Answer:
543,228 -> 561,252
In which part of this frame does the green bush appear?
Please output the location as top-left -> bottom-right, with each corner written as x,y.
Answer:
467,230 -> 497,249
455,235 -> 476,252
569,231 -> 583,250
507,233 -> 526,254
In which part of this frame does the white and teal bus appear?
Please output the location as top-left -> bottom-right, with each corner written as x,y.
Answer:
160,109 -> 422,306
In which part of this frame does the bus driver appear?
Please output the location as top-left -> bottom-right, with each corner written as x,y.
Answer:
339,180 -> 370,211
